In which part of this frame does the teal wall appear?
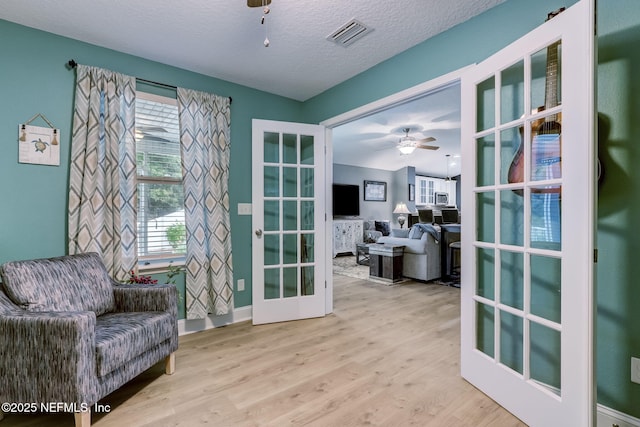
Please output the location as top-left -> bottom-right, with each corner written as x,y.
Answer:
595,0 -> 640,417
0,19 -> 304,312
1,0 -> 639,418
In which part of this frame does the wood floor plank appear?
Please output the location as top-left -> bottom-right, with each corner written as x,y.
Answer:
4,272 -> 526,426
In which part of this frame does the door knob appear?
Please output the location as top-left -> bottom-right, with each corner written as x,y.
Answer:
255,229 -> 263,237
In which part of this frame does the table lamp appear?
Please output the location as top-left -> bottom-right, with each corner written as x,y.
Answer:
393,202 -> 411,228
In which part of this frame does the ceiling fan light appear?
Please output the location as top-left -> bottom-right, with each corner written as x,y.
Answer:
398,145 -> 416,155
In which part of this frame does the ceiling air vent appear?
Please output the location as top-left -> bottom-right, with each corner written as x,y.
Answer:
327,19 -> 372,47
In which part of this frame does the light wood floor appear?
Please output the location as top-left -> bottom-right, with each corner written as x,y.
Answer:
5,273 -> 526,427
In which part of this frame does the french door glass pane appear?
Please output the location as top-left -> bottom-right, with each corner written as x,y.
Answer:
530,187 -> 561,251
476,135 -> 495,187
264,201 -> 279,231
476,191 -> 495,243
283,133 -> 297,164
530,116 -> 562,182
264,132 -> 279,163
477,247 -> 495,300
476,302 -> 495,357
264,166 -> 279,197
501,59 -> 525,125
264,268 -> 280,300
530,322 -> 561,395
530,255 -> 561,323
283,233 -> 297,264
283,167 -> 297,197
264,235 -> 279,266
283,200 -> 297,231
301,201 -> 314,230
283,267 -> 298,298
301,266 -> 314,296
531,42 -> 562,115
476,76 -> 496,132
300,168 -> 314,197
501,126 -> 523,185
500,190 -> 524,247
500,250 -> 524,310
301,234 -> 314,262
300,135 -> 314,165
500,311 -> 523,374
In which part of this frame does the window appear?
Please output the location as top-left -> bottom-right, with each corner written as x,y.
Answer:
135,92 -> 186,261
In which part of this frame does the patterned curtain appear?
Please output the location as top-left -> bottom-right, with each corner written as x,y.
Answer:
177,87 -> 233,319
68,65 -> 137,281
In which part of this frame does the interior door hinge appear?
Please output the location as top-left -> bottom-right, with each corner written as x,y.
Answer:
594,248 -> 598,263
325,280 -> 327,288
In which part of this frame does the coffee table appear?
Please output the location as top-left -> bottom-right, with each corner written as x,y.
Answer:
369,244 -> 405,283
355,242 -> 371,266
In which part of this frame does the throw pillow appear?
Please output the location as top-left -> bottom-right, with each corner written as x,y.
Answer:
408,225 -> 424,239
390,228 -> 410,238
374,221 -> 390,236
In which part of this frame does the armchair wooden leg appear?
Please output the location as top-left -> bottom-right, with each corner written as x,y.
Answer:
74,410 -> 91,427
165,352 -> 176,375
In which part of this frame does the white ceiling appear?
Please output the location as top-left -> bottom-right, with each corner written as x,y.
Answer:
1,0 -> 504,177
0,0 -> 505,101
333,82 -> 462,177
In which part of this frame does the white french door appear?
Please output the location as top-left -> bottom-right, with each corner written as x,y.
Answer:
251,119 -> 326,325
460,1 -> 595,425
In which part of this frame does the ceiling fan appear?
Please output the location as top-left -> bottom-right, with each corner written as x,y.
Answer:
396,128 -> 438,154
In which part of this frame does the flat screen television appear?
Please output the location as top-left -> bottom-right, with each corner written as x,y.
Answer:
333,184 -> 360,217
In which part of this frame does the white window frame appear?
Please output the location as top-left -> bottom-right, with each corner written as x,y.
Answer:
135,91 -> 186,270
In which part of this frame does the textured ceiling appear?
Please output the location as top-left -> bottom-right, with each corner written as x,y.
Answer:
333,82 -> 462,177
0,0 -> 506,101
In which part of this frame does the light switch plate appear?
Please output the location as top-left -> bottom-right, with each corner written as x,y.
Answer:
237,279 -> 245,291
238,203 -> 252,215
632,357 -> 640,384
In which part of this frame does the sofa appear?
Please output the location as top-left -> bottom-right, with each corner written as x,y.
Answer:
0,252 -> 178,427
366,221 -> 441,282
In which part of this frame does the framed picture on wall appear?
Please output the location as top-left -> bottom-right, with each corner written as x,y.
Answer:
364,180 -> 387,201
408,184 -> 415,201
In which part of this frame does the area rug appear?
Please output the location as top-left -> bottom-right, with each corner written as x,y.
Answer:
332,255 -> 412,285
332,255 -> 369,280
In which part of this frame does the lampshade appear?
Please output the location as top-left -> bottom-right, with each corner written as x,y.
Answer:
393,202 -> 411,214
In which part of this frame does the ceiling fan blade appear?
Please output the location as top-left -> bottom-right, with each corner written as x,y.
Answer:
416,145 -> 439,151
417,136 -> 436,143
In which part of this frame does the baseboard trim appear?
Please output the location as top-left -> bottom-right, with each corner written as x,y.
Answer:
178,305 -> 252,336
598,404 -> 640,427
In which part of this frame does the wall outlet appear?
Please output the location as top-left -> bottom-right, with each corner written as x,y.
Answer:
631,357 -> 640,384
237,279 -> 245,291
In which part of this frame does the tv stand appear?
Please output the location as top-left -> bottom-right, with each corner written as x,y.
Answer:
333,219 -> 363,257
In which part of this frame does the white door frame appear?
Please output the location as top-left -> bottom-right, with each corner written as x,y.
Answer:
320,66 -> 473,314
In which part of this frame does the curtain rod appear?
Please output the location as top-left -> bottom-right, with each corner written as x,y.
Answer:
67,59 -> 232,104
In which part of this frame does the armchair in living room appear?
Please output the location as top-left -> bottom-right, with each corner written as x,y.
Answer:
0,253 -> 179,427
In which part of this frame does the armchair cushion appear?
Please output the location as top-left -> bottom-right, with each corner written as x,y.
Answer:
95,311 -> 175,377
0,253 -> 114,315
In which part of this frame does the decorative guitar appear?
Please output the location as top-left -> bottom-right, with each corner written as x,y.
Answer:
507,8 -> 565,194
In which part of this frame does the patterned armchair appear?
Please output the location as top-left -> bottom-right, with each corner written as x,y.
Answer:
0,253 -> 178,427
